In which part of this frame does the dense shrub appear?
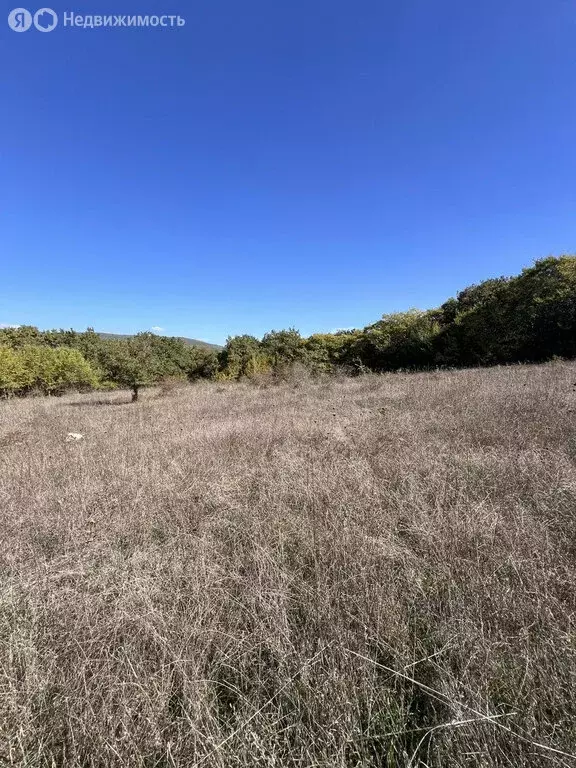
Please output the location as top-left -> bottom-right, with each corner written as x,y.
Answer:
0,329 -> 219,399
217,335 -> 272,381
0,346 -> 100,397
0,347 -> 31,395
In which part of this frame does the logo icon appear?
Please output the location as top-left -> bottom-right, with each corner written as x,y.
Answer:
34,7 -> 57,31
8,7 -> 32,31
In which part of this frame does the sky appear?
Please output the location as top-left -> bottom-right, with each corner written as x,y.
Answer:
1,0 -> 576,344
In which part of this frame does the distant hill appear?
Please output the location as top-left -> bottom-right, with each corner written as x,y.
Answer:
98,332 -> 222,351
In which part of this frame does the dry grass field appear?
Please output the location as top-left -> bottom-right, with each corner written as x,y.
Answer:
1,362 -> 575,767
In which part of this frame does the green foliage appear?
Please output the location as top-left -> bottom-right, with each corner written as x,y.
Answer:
261,328 -> 304,368
348,310 -> 440,372
96,336 -> 156,392
91,332 -> 219,398
1,255 -> 575,397
216,257 -> 575,380
0,346 -> 100,396
218,335 -> 259,378
0,328 -> 219,398
512,256 -> 576,360
435,256 -> 576,365
0,347 -> 32,395
185,345 -> 219,380
0,325 -> 43,347
217,335 -> 272,380
303,332 -> 359,372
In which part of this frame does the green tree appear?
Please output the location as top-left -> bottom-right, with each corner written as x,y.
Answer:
184,345 -> 218,380
351,310 -> 439,371
434,256 -> 576,365
261,328 -> 304,369
97,335 -> 158,401
217,335 -> 266,380
303,332 -> 359,373
511,256 -> 576,360
0,325 -> 42,348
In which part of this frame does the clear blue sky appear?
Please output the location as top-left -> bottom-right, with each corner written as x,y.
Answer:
2,0 -> 575,344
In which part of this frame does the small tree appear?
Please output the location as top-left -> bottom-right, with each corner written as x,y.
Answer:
98,336 -> 156,401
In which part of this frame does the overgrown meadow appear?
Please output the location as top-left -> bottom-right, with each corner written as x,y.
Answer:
0,361 -> 575,766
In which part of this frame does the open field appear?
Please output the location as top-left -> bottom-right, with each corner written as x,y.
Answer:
0,362 -> 575,767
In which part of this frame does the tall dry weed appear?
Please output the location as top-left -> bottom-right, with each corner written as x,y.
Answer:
0,362 -> 575,766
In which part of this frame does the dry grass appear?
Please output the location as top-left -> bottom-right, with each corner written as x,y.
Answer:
0,362 -> 575,767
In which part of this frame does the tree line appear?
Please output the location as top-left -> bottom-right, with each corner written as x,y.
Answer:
216,255 -> 576,378
0,330 -> 216,399
1,255 -> 575,398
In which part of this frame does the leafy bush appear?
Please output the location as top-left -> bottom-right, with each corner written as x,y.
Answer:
0,346 -> 100,397
0,347 -> 32,396
217,335 -> 271,380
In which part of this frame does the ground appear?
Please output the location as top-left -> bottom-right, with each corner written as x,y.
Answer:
0,362 -> 575,767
